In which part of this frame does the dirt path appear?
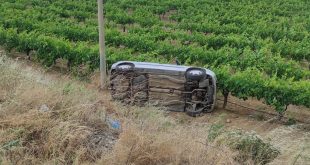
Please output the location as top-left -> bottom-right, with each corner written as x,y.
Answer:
1,48 -> 310,165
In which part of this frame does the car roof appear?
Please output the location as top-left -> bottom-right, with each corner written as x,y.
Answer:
111,61 -> 216,78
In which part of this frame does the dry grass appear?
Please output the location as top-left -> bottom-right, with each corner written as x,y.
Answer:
0,55 -> 238,165
102,124 -> 238,165
0,54 -> 283,165
0,55 -> 116,164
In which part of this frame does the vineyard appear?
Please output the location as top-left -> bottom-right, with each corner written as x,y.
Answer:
0,0 -> 309,114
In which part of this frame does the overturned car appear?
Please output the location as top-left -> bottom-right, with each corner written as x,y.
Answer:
109,61 -> 217,116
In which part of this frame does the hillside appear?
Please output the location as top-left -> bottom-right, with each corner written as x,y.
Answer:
0,0 -> 310,164
1,49 -> 310,165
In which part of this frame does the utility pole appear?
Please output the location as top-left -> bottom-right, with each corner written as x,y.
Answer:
98,0 -> 107,89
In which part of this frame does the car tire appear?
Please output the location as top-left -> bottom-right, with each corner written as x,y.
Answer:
185,103 -> 203,117
185,68 -> 206,81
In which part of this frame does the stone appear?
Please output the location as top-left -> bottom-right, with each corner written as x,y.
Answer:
39,104 -> 50,112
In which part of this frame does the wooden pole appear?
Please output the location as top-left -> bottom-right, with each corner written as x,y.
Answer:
98,0 -> 107,89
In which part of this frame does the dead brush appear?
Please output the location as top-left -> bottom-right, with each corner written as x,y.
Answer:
101,104 -> 282,165
215,130 -> 280,165
0,56 -> 23,107
0,56 -> 117,164
101,118 -> 238,165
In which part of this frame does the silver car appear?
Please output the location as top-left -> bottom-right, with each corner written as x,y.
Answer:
110,61 -> 217,116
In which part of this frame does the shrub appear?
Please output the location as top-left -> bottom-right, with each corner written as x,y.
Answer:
218,130 -> 280,165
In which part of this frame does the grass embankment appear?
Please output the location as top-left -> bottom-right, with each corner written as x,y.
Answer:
0,54 -> 279,165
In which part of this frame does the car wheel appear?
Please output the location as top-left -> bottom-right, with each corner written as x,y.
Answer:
203,106 -> 214,113
185,68 -> 206,81
185,103 -> 203,117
